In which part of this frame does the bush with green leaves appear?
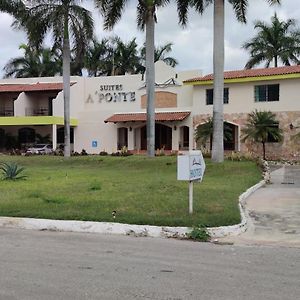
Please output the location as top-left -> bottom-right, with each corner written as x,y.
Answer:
0,162 -> 27,180
187,225 -> 210,242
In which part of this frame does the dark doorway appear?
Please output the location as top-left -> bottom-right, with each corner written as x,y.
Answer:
140,124 -> 172,150
117,127 -> 128,150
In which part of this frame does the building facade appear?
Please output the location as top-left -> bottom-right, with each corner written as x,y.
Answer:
0,61 -> 200,154
1,63 -> 300,159
185,66 -> 300,160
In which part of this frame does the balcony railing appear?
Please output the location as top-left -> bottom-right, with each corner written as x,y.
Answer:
0,109 -> 14,116
25,108 -> 50,116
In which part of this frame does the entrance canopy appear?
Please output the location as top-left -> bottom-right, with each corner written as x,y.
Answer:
104,111 -> 190,123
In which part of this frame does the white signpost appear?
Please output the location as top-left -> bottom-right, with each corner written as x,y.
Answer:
177,151 -> 206,214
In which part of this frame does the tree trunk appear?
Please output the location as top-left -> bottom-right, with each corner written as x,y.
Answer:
145,9 -> 155,157
274,55 -> 278,67
212,0 -> 225,163
63,15 -> 71,158
262,141 -> 266,160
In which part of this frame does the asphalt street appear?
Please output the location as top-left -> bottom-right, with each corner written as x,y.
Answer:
0,228 -> 299,300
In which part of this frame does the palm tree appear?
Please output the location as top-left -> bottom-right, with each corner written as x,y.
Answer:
242,110 -> 283,160
95,0 -> 180,157
139,42 -> 178,71
2,1 -> 94,157
3,44 -> 61,78
195,117 -> 233,148
180,0 -> 281,163
111,37 -> 141,75
243,13 -> 300,68
85,38 -> 111,77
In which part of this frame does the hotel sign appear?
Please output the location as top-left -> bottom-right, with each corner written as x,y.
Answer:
177,151 -> 206,182
86,84 -> 136,104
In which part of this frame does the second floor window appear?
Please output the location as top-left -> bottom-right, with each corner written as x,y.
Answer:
206,88 -> 229,105
254,84 -> 279,102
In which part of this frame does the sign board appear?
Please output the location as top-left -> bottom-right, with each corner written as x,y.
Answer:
177,151 -> 206,214
177,150 -> 206,181
92,140 -> 98,148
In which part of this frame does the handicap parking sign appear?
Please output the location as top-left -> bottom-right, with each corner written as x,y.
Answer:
92,141 -> 98,148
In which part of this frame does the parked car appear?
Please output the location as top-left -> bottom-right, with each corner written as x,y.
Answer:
26,144 -> 53,154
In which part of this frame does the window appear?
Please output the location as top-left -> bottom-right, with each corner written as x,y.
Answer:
206,88 -> 229,105
255,84 -> 279,102
18,127 -> 35,144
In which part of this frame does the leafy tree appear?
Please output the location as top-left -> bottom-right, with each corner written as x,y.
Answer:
3,44 -> 61,78
180,0 -> 281,163
1,0 -> 94,157
95,0 -> 183,157
243,13 -> 300,68
242,110 -> 283,160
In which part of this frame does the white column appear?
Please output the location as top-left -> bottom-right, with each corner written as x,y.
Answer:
52,124 -> 57,150
128,127 -> 134,151
172,125 -> 179,151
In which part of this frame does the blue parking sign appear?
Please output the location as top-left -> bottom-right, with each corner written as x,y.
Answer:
92,141 -> 98,148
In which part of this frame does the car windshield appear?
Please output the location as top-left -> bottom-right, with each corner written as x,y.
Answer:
33,144 -> 46,149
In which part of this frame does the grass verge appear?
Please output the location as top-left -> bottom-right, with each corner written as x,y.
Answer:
0,155 -> 261,227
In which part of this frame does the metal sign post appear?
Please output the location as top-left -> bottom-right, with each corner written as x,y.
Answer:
189,181 -> 193,214
177,151 -> 206,215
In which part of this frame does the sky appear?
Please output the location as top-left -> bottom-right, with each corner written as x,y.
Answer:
0,0 -> 300,77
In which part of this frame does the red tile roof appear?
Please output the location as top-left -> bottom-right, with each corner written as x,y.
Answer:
184,65 -> 300,83
104,111 -> 191,123
0,82 -> 76,93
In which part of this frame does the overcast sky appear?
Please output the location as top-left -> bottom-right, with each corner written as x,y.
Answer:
0,0 -> 299,78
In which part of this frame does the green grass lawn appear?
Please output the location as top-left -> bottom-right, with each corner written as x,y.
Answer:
0,155 -> 262,227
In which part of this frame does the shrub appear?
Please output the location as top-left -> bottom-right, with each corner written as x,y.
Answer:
99,151 -> 108,156
0,162 -> 27,180
81,149 -> 88,156
187,225 -> 210,242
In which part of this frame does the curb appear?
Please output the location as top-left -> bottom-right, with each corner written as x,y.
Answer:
0,180 -> 265,239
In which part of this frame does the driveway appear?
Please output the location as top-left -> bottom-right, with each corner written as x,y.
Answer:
226,165 -> 300,247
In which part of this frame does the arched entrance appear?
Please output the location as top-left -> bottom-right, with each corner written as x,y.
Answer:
140,124 -> 172,150
195,120 -> 239,151
117,127 -> 128,150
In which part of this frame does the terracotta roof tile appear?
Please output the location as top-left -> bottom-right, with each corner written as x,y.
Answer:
184,65 -> 300,83
0,82 -> 76,93
105,111 -> 190,123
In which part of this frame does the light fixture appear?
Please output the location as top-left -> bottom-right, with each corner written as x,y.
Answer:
129,127 -> 132,131
174,125 -> 177,131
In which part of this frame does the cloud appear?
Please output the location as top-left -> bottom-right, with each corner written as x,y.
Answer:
0,0 -> 298,77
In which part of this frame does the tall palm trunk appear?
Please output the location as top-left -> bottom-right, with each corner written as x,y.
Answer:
63,15 -> 71,158
262,141 -> 266,160
212,0 -> 225,163
145,9 -> 155,157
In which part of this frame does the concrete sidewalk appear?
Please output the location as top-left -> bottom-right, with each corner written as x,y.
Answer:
223,165 -> 300,247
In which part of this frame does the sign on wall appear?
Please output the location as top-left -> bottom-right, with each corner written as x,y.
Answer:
85,84 -> 136,104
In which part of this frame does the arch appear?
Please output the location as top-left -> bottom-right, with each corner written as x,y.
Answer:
117,127 -> 128,150
140,123 -> 172,150
195,120 -> 239,151
18,127 -> 36,144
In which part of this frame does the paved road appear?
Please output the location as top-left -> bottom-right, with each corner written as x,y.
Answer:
225,165 -> 300,247
0,228 -> 299,300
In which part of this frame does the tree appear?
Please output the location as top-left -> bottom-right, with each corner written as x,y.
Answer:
1,1 -> 94,157
195,117 -> 233,148
242,110 -> 283,160
180,0 -> 281,163
243,13 -> 300,69
3,44 -> 61,78
96,0 -> 182,157
139,42 -> 178,72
